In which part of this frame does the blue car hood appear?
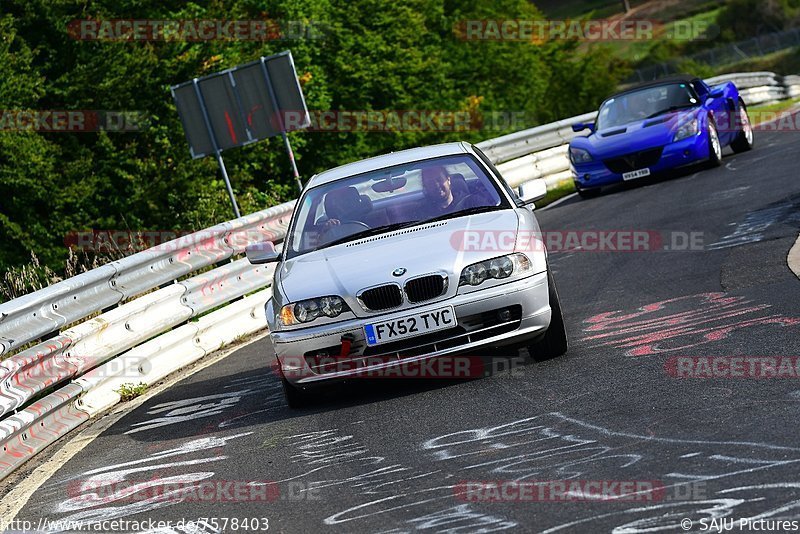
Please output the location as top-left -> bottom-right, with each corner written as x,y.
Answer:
572,108 -> 700,156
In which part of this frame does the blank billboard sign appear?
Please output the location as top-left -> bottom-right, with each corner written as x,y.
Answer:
172,51 -> 310,159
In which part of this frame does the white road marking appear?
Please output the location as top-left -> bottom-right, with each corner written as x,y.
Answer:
540,192 -> 578,210
789,234 -> 800,281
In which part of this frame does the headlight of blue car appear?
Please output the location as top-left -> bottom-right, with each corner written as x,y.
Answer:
569,147 -> 593,164
673,118 -> 699,142
280,296 -> 350,326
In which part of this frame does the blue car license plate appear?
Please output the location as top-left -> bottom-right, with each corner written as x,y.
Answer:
622,168 -> 651,181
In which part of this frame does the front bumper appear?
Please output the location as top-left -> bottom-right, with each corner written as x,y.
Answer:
571,132 -> 710,190
271,271 -> 551,386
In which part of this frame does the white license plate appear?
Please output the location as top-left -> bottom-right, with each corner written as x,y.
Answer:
622,168 -> 651,180
364,307 -> 456,346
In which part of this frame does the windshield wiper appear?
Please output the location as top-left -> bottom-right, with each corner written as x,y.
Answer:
645,104 -> 695,119
417,205 -> 501,226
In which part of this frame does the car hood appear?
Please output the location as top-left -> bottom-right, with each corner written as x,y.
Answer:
278,210 -> 520,303
571,108 -> 700,156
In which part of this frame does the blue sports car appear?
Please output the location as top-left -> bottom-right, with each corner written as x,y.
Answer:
568,75 -> 754,198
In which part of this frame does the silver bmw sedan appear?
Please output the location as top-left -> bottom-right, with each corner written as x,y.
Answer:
247,142 -> 568,407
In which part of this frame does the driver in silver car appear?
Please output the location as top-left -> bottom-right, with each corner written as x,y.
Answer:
421,165 -> 477,218
421,165 -> 456,215
422,164 -> 492,219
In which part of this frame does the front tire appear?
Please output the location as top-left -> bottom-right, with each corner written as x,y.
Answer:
576,186 -> 601,199
730,98 -> 754,153
706,116 -> 723,167
282,375 -> 312,408
528,271 -> 569,361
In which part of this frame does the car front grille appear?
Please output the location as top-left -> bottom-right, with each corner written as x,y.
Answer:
359,284 -> 402,311
404,275 -> 446,303
603,147 -> 663,174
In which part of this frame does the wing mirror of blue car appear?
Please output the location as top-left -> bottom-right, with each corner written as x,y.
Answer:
246,241 -> 280,264
572,122 -> 595,133
517,180 -> 548,206
709,88 -> 725,98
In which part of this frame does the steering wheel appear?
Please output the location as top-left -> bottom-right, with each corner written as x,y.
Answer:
319,220 -> 370,243
452,193 -> 483,211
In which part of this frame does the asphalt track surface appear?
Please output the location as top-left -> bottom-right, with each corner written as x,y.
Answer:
11,116 -> 800,533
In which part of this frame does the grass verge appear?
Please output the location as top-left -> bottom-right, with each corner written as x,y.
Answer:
538,179 -> 577,208
748,97 -> 800,117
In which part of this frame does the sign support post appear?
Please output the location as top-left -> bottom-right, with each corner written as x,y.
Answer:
191,78 -> 241,218
259,57 -> 303,194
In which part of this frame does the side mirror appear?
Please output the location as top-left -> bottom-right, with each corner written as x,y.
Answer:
246,241 -> 280,264
517,180 -> 547,206
709,88 -> 724,98
572,122 -> 595,133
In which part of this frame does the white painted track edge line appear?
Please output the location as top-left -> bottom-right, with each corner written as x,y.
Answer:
788,234 -> 800,281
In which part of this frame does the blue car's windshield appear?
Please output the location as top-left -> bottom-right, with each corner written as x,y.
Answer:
596,83 -> 699,130
286,154 -> 507,258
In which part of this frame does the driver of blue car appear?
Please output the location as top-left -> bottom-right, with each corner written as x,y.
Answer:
627,90 -> 652,121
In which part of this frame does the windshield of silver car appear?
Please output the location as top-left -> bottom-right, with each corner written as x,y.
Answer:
286,154 -> 507,258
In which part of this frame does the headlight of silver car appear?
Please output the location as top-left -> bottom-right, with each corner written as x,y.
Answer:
459,253 -> 532,288
569,147 -> 593,164
280,296 -> 349,326
673,118 -> 699,141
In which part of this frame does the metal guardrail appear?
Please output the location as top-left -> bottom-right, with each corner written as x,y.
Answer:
0,71 -> 798,482
475,112 -> 597,165
0,201 -> 294,358
0,202 -> 294,481
786,76 -> 800,98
